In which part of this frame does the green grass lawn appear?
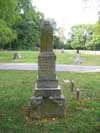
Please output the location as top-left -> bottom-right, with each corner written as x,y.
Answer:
0,70 -> 100,132
0,51 -> 38,63
0,50 -> 100,65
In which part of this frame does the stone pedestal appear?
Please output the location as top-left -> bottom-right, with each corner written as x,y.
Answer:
34,86 -> 61,97
28,52 -> 65,118
28,20 -> 65,119
29,95 -> 65,119
37,52 -> 58,88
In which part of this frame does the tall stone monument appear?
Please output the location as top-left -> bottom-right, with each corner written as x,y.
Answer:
28,20 -> 65,118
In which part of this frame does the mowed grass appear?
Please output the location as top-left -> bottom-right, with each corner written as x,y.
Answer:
0,50 -> 100,65
0,70 -> 100,132
0,51 -> 38,63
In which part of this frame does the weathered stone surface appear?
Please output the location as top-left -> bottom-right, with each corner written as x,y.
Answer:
38,52 -> 56,80
13,52 -> 21,60
37,79 -> 58,88
29,20 -> 65,118
28,95 -> 65,119
40,20 -> 53,52
34,85 -> 61,97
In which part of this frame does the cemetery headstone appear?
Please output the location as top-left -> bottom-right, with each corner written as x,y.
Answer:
61,48 -> 64,53
75,49 -> 81,64
13,52 -> 21,60
28,20 -> 65,119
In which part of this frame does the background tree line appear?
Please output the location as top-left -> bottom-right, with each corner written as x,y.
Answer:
0,0 -> 100,51
0,0 -> 44,50
66,22 -> 100,51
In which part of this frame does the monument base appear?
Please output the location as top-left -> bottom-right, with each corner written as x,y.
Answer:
28,86 -> 66,119
37,79 -> 58,88
34,85 -> 62,97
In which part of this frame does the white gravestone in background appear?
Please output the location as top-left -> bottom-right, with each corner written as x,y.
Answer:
75,53 -> 80,64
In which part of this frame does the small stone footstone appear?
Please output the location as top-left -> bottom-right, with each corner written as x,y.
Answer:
13,52 -> 21,60
28,20 -> 66,119
64,80 -> 75,91
76,88 -> 80,100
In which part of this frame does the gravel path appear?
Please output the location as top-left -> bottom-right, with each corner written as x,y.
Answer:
0,63 -> 100,72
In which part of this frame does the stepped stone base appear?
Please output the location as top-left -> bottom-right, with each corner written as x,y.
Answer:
28,93 -> 65,119
34,85 -> 62,97
28,85 -> 65,119
37,79 -> 58,88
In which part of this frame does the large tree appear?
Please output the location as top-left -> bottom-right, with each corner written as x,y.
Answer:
68,24 -> 93,50
0,19 -> 16,49
92,21 -> 100,50
0,0 -> 19,25
0,0 -> 19,49
0,0 -> 44,50
13,0 -> 44,50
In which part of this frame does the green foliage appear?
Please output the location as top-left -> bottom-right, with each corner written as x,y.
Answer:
13,17 -> 40,50
92,21 -> 100,50
0,19 -> 16,48
12,0 -> 44,50
1,0 -> 100,51
0,0 -> 19,49
85,21 -> 100,50
0,0 -> 44,50
0,0 -> 19,25
69,25 -> 85,49
54,36 -> 69,49
68,24 -> 92,49
54,36 -> 62,49
83,25 -> 93,50
68,22 -> 100,50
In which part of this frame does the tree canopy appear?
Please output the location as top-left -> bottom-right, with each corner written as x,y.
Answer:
0,0 -> 100,50
67,23 -> 100,50
0,19 -> 16,49
0,0 -> 44,50
68,24 -> 92,49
